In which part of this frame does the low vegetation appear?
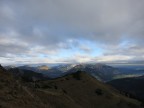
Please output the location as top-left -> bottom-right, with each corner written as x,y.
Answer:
0,65 -> 142,108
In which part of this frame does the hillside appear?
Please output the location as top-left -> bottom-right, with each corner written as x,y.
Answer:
0,65 -> 51,108
0,64 -> 142,108
107,76 -> 144,101
8,68 -> 48,81
0,65 -> 80,108
35,71 -> 142,108
67,64 -> 120,81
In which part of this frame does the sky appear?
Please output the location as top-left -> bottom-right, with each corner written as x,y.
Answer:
0,0 -> 144,65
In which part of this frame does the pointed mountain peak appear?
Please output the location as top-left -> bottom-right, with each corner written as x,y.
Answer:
0,64 -> 6,72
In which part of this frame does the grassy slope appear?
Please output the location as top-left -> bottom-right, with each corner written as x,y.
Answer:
36,71 -> 142,108
0,65 -> 142,108
107,77 -> 144,101
0,66 -> 80,108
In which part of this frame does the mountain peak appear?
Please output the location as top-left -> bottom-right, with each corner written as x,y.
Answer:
0,64 -> 7,72
0,64 -> 2,68
38,65 -> 49,70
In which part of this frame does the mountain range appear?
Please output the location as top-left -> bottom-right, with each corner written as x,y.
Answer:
8,63 -> 144,82
0,64 -> 142,108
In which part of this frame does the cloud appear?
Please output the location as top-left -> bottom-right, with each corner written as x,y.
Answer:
79,45 -> 92,53
0,0 -> 144,64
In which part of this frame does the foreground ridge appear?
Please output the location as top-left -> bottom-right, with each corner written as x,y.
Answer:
0,65 -> 142,108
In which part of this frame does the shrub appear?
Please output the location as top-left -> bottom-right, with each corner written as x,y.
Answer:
72,71 -> 81,80
62,89 -> 67,94
95,89 -> 103,95
54,85 -> 58,90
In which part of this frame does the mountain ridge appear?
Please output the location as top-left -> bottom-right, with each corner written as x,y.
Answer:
0,64 -> 142,108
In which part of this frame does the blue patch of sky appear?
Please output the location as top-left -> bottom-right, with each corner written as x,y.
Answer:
119,40 -> 132,48
51,39 -> 104,59
39,54 -> 49,58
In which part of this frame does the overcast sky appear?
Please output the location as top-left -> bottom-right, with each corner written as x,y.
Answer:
0,0 -> 144,65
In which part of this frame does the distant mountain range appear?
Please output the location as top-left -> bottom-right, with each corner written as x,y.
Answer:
7,63 -> 144,82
